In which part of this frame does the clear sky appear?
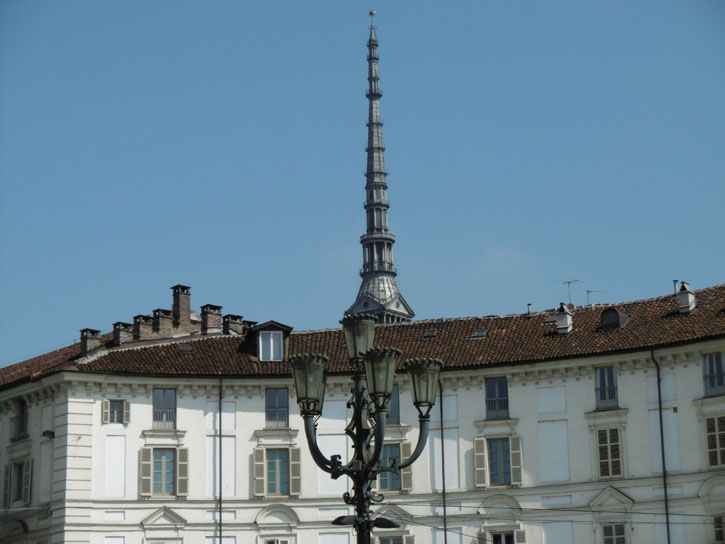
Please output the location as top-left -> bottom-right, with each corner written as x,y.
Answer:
1,1 -> 723,366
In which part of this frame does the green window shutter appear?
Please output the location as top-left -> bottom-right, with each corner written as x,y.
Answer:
101,400 -> 109,424
123,400 -> 131,424
401,441 -> 413,492
3,465 -> 10,508
474,437 -> 487,488
139,448 -> 152,497
404,535 -> 415,544
177,448 -> 189,496
290,447 -> 301,496
510,436 -> 522,485
253,448 -> 265,497
515,529 -> 527,543
477,532 -> 487,544
21,458 -> 32,505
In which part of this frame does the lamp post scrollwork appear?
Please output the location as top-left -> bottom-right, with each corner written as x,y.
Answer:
289,314 -> 443,544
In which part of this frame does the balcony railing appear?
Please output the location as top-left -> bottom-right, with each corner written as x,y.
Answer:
265,411 -> 289,428
152,409 -> 176,430
706,373 -> 725,397
596,387 -> 618,410
486,398 -> 509,420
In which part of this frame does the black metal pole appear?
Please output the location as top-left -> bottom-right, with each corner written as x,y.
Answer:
651,350 -> 671,544
218,376 -> 223,542
438,379 -> 448,544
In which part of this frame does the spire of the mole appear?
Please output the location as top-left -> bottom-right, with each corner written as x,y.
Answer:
346,15 -> 414,324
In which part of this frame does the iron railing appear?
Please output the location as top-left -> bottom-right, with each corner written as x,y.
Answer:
486,398 -> 509,420
596,387 -> 618,410
265,411 -> 289,428
11,415 -> 28,438
152,408 -> 176,430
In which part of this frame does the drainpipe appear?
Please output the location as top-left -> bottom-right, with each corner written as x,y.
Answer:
438,379 -> 448,544
651,350 -> 670,544
218,376 -> 223,542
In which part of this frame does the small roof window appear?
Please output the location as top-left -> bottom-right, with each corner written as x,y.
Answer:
471,329 -> 488,339
600,308 -> 631,330
423,330 -> 437,338
178,344 -> 192,352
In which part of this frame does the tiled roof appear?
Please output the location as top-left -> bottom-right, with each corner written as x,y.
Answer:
2,285 -> 724,389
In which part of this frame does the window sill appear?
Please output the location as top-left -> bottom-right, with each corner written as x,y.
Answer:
10,433 -> 29,443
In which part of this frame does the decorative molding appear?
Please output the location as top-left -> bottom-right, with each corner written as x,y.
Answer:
475,418 -> 519,435
254,427 -> 299,445
141,429 -> 187,447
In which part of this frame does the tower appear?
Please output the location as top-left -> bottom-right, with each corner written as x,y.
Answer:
346,15 -> 414,324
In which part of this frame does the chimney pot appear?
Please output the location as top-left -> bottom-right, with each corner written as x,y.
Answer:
113,322 -> 133,346
80,328 -> 102,354
153,308 -> 173,337
223,314 -> 246,336
677,281 -> 696,314
201,304 -> 223,335
171,284 -> 191,333
133,314 -> 153,340
555,302 -> 573,335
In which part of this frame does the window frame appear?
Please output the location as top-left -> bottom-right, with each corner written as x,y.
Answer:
601,522 -> 627,544
715,514 -> 724,543
595,366 -> 618,410
266,448 -> 290,496
265,388 -> 289,428
152,448 -> 176,497
486,377 -> 509,419
597,427 -> 623,479
706,416 -> 725,468
388,384 -> 400,425
705,353 -> 725,397
109,400 -> 124,423
259,331 -> 284,362
152,388 -> 176,430
11,399 -> 28,440
488,437 -> 512,486
379,443 -> 402,492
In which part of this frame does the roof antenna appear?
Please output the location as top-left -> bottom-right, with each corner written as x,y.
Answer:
586,289 -> 607,305
527,303 -> 532,315
673,279 -> 678,295
562,279 -> 581,305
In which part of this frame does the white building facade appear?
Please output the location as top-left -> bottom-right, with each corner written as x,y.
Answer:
2,284 -> 725,544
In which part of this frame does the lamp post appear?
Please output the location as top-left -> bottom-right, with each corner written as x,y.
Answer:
289,314 -> 443,544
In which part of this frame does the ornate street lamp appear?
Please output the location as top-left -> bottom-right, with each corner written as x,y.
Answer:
289,314 -> 443,544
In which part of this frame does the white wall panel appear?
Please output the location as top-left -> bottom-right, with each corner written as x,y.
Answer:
318,400 -> 348,429
41,405 -> 54,431
649,408 -> 680,472
430,394 -> 457,422
318,434 -> 348,494
39,441 -> 52,503
320,533 -> 350,544
656,514 -> 684,543
537,386 -> 566,414
104,436 -> 125,497
205,401 -> 236,430
206,435 -> 235,496
430,427 -> 459,490
539,420 -> 569,482
647,374 -> 676,403
434,527 -> 462,544
543,522 -> 573,544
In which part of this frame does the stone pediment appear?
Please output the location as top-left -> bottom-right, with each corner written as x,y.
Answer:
589,486 -> 634,510
141,506 -> 187,528
374,503 -> 412,524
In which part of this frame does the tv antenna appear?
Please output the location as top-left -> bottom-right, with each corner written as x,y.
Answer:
562,279 -> 581,305
586,289 -> 607,305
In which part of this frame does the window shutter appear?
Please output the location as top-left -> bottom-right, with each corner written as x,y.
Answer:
510,436 -> 522,485
404,536 -> 415,544
290,447 -> 301,496
3,465 -> 10,508
401,441 -> 413,492
21,458 -> 32,505
139,447 -> 152,497
515,530 -> 526,543
177,448 -> 189,496
477,532 -> 487,544
102,400 -> 110,424
474,437 -> 487,488
123,400 -> 131,424
254,448 -> 265,497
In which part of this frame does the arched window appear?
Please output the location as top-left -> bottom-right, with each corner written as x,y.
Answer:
601,309 -> 619,329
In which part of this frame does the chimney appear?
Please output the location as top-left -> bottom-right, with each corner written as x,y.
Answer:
153,308 -> 173,336
113,322 -> 133,346
80,328 -> 102,354
678,281 -> 696,314
133,314 -> 153,340
223,314 -> 246,336
555,302 -> 573,335
171,284 -> 191,333
201,304 -> 223,335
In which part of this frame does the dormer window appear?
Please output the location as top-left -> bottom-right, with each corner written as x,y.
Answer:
259,331 -> 284,361
600,308 -> 631,331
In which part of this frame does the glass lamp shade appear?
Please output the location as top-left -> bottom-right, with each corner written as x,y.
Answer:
405,358 -> 443,417
340,314 -> 377,360
362,347 -> 401,411
289,353 -> 328,416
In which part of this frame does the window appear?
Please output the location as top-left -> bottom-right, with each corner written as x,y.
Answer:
265,388 -> 289,427
388,384 -> 400,425
715,515 -> 724,543
102,399 -> 130,424
596,367 -> 618,410
705,353 -> 725,397
379,538 -> 403,544
486,377 -> 509,419
138,447 -> 188,498
259,331 -> 284,361
265,540 -> 290,544
153,449 -> 176,496
706,416 -> 725,467
152,389 -> 176,430
491,533 -> 514,544
3,458 -> 32,507
602,523 -> 625,544
379,444 -> 401,491
11,399 -> 28,439
597,428 -> 622,478
253,447 -> 301,497
488,438 -> 511,485
266,449 -> 290,496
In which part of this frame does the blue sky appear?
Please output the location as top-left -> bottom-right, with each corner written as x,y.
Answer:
1,1 -> 723,366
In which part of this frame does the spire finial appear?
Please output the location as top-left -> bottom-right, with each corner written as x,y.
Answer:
369,9 -> 376,18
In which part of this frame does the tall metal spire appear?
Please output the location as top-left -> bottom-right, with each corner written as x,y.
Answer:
346,13 -> 414,324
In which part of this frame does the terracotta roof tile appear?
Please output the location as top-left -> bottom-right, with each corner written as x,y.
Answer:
2,285 -> 724,389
